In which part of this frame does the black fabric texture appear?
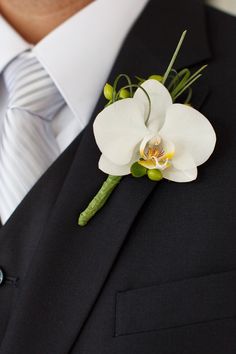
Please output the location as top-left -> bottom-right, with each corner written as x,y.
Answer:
0,1 -> 235,353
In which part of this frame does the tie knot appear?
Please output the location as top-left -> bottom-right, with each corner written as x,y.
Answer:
3,51 -> 65,121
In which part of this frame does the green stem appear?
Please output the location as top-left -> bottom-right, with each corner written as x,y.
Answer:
173,74 -> 202,101
162,30 -> 187,85
170,65 -> 207,101
112,74 -> 133,102
184,65 -> 207,87
78,175 -> 122,226
167,68 -> 188,91
184,87 -> 193,104
135,76 -> 146,84
169,68 -> 191,97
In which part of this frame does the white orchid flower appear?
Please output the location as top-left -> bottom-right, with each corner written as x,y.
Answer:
93,79 -> 216,182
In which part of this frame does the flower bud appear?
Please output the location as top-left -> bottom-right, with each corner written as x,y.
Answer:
131,162 -> 147,178
149,75 -> 163,82
147,169 -> 163,181
119,88 -> 130,99
104,83 -> 113,101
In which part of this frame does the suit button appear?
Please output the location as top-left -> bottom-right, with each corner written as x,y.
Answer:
0,268 -> 4,285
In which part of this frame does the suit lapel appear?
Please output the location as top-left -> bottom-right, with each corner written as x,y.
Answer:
0,1 -> 212,353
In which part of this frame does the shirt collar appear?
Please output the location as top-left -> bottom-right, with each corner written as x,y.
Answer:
0,0 -> 149,125
207,0 -> 236,16
0,16 -> 31,71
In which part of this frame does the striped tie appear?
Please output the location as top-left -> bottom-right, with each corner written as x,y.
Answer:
0,51 -> 65,224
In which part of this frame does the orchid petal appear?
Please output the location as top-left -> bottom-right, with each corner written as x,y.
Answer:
99,155 -> 132,176
134,79 -> 172,133
94,98 -> 149,165
159,104 -> 216,166
163,166 -> 198,182
161,139 -> 175,159
172,144 -> 197,170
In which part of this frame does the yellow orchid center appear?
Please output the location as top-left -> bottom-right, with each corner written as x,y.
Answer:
138,135 -> 175,170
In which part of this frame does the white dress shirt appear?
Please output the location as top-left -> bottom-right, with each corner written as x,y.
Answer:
207,0 -> 236,16
0,0 -> 149,153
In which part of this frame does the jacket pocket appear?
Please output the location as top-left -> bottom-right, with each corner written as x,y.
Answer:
115,270 -> 236,336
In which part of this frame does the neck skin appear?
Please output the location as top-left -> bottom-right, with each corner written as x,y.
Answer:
0,0 -> 94,44
206,0 -> 236,16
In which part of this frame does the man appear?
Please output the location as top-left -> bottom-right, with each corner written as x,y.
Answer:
0,0 -> 235,353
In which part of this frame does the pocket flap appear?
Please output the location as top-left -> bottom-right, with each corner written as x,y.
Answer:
115,270 -> 236,336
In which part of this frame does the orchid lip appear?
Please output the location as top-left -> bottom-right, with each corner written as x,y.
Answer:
139,134 -> 157,159
139,134 -> 174,171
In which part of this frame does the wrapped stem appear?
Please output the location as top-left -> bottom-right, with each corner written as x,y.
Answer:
78,175 -> 122,226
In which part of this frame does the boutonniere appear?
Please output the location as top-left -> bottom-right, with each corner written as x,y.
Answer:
78,31 -> 216,226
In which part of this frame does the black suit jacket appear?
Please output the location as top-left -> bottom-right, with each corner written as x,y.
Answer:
0,1 -> 236,353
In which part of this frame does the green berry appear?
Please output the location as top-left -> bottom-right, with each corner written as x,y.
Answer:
119,88 -> 130,99
131,162 -> 147,178
103,83 -> 113,101
149,75 -> 163,82
147,169 -> 163,181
